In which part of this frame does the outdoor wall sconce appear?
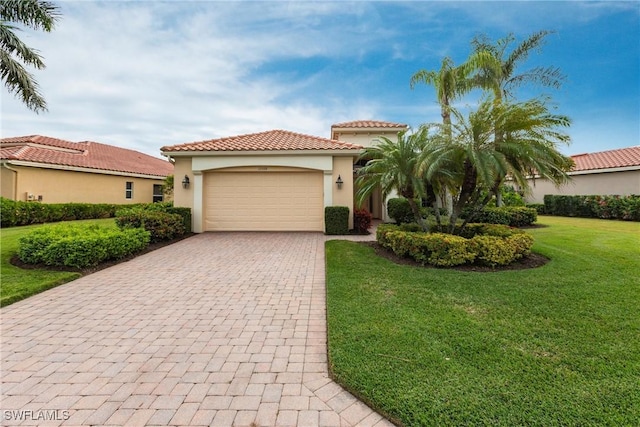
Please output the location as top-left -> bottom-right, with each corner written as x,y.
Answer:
182,175 -> 190,189
336,175 -> 343,189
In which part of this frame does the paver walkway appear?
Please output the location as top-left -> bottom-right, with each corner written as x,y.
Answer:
1,230 -> 393,426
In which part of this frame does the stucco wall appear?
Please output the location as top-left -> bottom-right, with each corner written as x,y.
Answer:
171,157 -> 194,210
169,153 -> 359,232
0,164 -> 165,204
525,169 -> 640,203
1,165 -> 16,199
332,156 -> 356,228
333,130 -> 401,148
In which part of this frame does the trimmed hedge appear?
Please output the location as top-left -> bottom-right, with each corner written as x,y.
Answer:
387,198 -> 416,224
353,208 -> 372,233
527,203 -> 546,215
376,223 -> 534,267
1,198 -> 118,227
387,198 -> 448,224
325,206 -> 350,235
115,209 -> 185,243
18,223 -> 150,268
463,206 -> 537,227
0,198 -> 194,229
543,194 -> 640,221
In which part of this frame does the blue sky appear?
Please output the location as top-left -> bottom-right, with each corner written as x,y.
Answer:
2,1 -> 638,158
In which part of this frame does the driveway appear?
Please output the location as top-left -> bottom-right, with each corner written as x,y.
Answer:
1,231 -> 392,427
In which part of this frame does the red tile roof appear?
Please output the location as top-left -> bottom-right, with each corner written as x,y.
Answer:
331,120 -> 407,129
161,129 -> 363,152
1,135 -> 173,177
571,146 -> 640,172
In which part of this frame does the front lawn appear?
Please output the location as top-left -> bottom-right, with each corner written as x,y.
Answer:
0,218 -> 116,307
326,216 -> 640,426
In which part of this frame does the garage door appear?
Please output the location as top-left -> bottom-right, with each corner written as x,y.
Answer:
204,171 -> 324,231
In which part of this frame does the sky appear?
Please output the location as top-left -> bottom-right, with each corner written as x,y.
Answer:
1,1 -> 638,159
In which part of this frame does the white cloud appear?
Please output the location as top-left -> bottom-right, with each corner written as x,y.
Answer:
1,1 -> 404,157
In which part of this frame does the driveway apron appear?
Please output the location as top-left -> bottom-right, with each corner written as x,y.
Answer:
1,232 -> 392,427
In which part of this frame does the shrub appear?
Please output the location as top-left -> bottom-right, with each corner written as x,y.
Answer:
115,209 -> 185,242
527,203 -> 546,215
165,207 -> 192,233
387,198 -> 415,224
470,235 -> 517,267
464,206 -> 537,227
543,194 -> 640,221
325,206 -> 349,235
376,223 -> 533,268
0,198 -> 120,227
353,208 -> 372,233
415,233 -> 476,267
376,223 -> 400,248
19,224 -> 150,268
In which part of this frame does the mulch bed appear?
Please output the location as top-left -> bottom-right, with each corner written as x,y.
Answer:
360,241 -> 549,272
10,233 -> 195,276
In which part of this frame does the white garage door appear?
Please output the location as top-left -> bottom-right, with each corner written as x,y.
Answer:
204,171 -> 324,231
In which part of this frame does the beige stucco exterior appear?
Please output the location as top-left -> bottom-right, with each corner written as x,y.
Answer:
331,128 -> 403,148
1,163 -> 166,204
167,152 -> 358,232
333,128 -> 404,221
525,168 -> 640,203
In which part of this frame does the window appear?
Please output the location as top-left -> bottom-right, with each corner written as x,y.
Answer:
125,181 -> 133,199
153,184 -> 164,203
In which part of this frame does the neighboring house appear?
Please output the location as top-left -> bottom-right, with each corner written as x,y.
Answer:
1,135 -> 173,204
525,146 -> 640,203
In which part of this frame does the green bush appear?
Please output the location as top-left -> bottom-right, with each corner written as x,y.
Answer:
0,198 -> 120,227
165,207 -> 192,233
464,206 -> 537,227
470,235 -> 516,267
543,194 -> 640,221
353,208 -> 372,233
325,206 -> 350,235
527,203 -> 546,215
387,198 -> 416,224
115,209 -> 185,242
376,223 -> 533,268
19,224 -> 150,268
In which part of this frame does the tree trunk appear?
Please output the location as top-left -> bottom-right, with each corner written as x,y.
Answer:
405,196 -> 428,232
449,161 -> 477,234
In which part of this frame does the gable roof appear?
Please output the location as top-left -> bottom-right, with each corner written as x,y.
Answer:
331,120 -> 407,129
161,129 -> 363,153
571,146 -> 640,172
1,135 -> 173,178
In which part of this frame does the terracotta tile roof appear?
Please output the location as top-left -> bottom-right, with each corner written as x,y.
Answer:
571,146 -> 640,172
161,129 -> 363,152
1,135 -> 173,177
331,120 -> 407,129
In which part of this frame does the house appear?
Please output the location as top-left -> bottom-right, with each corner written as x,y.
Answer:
1,135 -> 174,204
525,146 -> 640,203
161,121 -> 406,232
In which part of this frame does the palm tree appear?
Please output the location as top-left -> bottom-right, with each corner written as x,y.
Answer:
434,98 -> 573,233
470,30 -> 565,103
355,126 -> 434,231
410,53 -> 496,133
470,30 -> 565,205
1,0 -> 60,112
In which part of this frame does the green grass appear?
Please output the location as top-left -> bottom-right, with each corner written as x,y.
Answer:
326,216 -> 640,426
0,218 -> 117,307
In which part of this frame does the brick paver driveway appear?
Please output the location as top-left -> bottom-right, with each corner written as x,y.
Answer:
1,232 -> 392,427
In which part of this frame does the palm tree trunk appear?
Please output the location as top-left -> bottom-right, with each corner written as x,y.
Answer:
406,197 -> 428,232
